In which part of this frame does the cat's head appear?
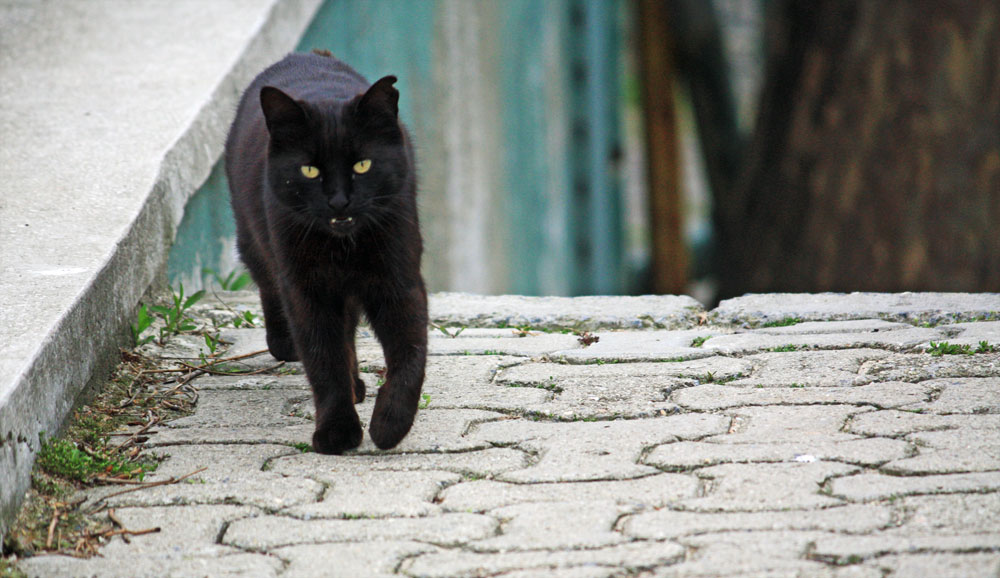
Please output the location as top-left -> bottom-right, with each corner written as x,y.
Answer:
259,76 -> 410,237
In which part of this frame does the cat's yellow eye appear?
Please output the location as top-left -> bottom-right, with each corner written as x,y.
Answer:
300,165 -> 320,179
353,159 -> 372,174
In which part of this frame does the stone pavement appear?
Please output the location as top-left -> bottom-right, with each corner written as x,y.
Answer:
16,292 -> 1000,577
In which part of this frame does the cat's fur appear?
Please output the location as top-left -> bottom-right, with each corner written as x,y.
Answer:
225,52 -> 427,453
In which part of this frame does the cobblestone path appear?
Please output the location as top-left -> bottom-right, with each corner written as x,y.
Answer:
18,293 -> 1000,577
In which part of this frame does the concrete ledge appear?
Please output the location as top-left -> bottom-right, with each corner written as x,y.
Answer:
429,293 -> 705,330
0,0 -> 320,540
714,293 -> 1000,326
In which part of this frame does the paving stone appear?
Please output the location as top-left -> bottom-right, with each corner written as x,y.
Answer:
147,423 -> 316,447
811,533 -> 1000,566
882,427 -> 1000,474
401,541 -> 686,578
938,320 -> 1000,346
470,500 -> 630,552
469,414 -> 730,482
89,444 -> 321,511
862,552 -> 1000,578
496,568 -> 616,578
679,462 -> 857,511
165,388 -> 311,429
97,504 -> 254,554
282,470 -> 460,519
499,357 -> 753,386
828,471 -> 1000,501
551,330 -> 718,363
151,405 -> 505,455
519,376 -> 687,420
438,474 -> 700,512
673,381 -> 928,411
651,531 -> 838,577
645,438 -> 910,469
621,503 -> 892,539
754,319 -> 912,335
272,541 -> 439,578
713,293 -> 1000,325
272,447 -> 531,479
360,409 -> 508,454
846,410 -> 1000,437
701,327 -> 943,355
898,377 -> 1000,414
18,552 -> 282,578
422,355 -> 553,413
428,328 -> 583,357
859,352 -> 1000,381
712,405 -> 865,444
899,493 -> 1000,533
223,512 -> 498,550
428,292 -> 705,330
193,373 -> 310,390
495,357 -> 753,419
725,349 -> 891,388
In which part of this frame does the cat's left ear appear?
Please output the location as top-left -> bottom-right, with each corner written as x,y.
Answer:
260,86 -> 310,149
358,75 -> 399,119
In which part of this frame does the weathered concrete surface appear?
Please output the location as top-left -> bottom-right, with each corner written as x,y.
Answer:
714,292 -> 1000,325
429,292 -> 704,330
0,0 -> 321,541
12,292 -> 1000,577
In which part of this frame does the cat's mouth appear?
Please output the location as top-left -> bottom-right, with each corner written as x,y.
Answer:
328,216 -> 357,234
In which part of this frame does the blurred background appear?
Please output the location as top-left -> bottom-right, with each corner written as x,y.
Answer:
168,0 -> 1000,305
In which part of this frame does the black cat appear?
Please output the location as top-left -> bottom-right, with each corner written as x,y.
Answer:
225,52 -> 428,453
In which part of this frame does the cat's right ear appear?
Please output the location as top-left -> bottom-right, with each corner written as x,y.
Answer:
260,86 -> 309,148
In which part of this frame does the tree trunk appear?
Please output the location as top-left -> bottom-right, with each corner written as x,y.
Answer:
639,0 -> 687,294
716,0 -> 1000,298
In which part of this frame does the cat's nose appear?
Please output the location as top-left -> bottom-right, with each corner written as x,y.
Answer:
328,194 -> 349,211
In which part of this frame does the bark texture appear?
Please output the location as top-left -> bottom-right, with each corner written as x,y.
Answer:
716,0 -> 1000,298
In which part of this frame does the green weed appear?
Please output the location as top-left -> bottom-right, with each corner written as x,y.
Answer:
230,310 -> 259,329
928,341 -> 972,356
975,340 -> 998,353
430,323 -> 465,338
35,436 -> 148,484
690,336 -> 709,348
928,340 -> 998,355
131,304 -> 155,346
419,393 -> 432,409
770,344 -> 799,352
133,284 -> 206,346
763,317 -> 802,328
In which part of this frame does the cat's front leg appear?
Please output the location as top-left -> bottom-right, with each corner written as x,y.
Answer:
363,283 -> 428,450
284,292 -> 363,454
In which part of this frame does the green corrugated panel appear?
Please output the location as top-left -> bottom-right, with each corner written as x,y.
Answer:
166,159 -> 238,290
564,0 -> 625,295
295,0 -> 435,130
500,0 -> 571,295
